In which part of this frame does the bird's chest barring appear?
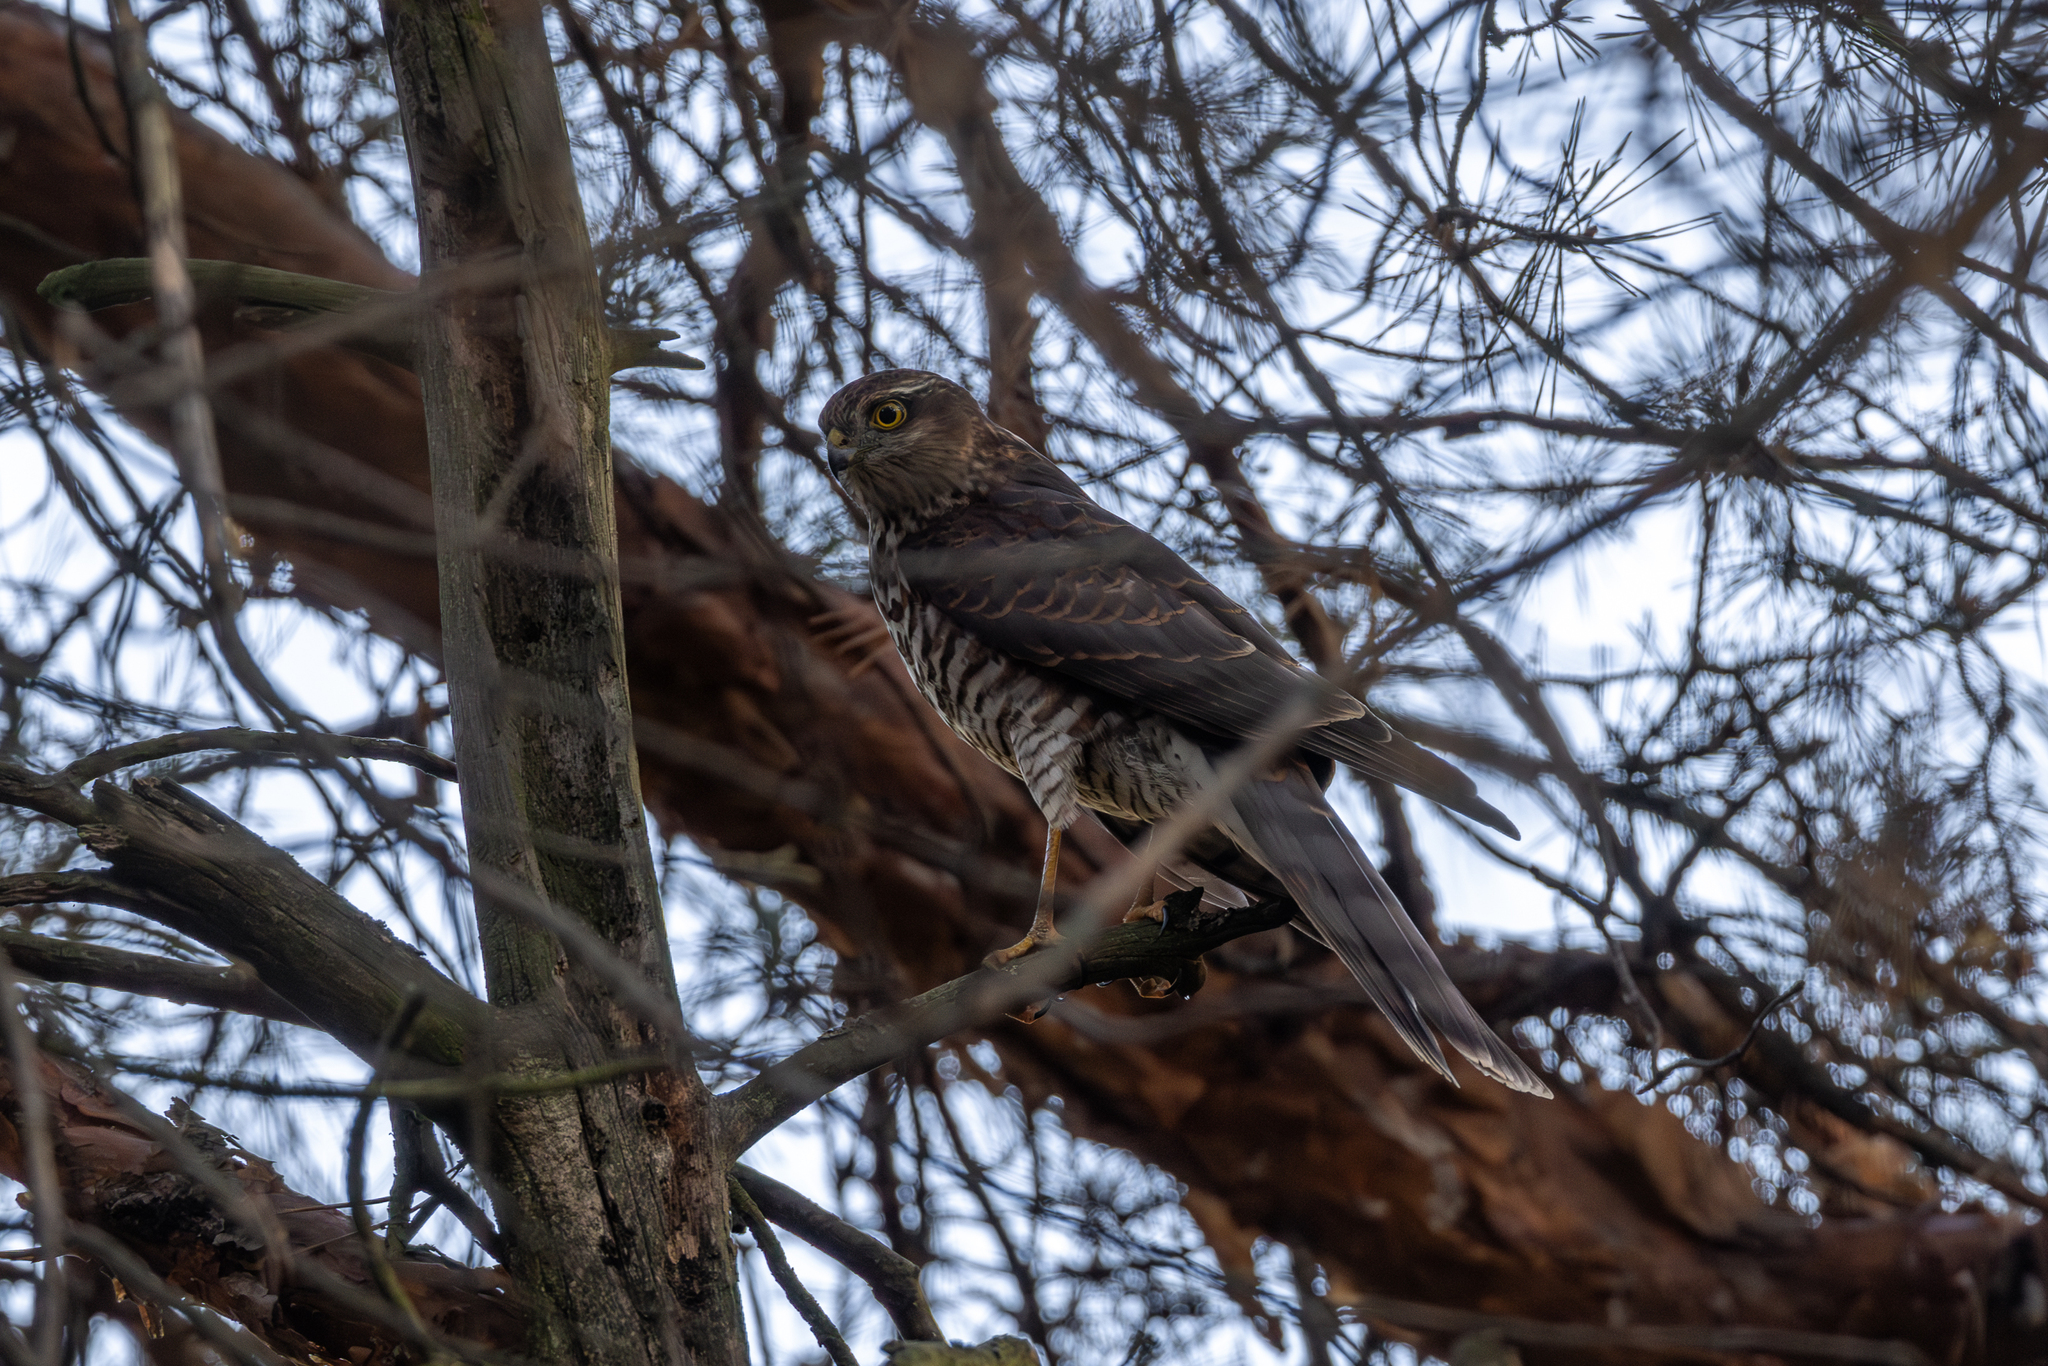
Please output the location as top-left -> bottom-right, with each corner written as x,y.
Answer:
884,600 -> 1192,825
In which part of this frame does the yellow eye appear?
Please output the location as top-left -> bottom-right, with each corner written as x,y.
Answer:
870,400 -> 907,430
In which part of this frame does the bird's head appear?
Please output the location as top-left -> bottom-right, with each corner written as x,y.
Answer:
819,370 -> 1016,520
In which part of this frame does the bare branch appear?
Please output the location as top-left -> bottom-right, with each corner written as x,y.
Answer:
718,894 -> 1294,1154
1636,981 -> 1804,1094
59,726 -> 456,786
0,928 -> 307,1023
732,1165 -> 944,1344
39,258 -> 704,373
728,1175 -> 860,1366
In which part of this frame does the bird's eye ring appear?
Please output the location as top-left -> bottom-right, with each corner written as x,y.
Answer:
870,400 -> 908,430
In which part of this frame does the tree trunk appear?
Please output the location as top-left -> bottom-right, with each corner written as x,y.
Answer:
376,0 -> 744,1361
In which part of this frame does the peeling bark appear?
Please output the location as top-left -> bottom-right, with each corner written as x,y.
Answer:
0,1052 -> 522,1363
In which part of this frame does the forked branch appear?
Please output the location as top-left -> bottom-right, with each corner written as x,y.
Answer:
732,1164 -> 943,1343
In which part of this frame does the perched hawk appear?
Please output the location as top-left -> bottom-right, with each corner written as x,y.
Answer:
821,370 -> 1548,1096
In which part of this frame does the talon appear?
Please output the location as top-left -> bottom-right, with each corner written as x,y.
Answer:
1130,975 -> 1175,999
1007,997 -> 1055,1024
1123,899 -> 1168,927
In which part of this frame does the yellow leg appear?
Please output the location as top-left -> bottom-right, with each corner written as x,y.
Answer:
985,825 -> 1065,967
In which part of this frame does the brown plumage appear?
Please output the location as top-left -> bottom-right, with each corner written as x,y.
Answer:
820,369 -> 1548,1096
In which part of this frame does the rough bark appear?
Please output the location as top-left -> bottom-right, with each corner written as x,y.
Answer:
374,0 -> 743,1361
0,3 -> 2041,1362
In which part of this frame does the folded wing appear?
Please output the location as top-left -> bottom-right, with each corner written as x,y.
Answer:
899,464 -> 1517,835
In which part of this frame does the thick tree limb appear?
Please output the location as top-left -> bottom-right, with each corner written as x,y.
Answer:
0,776 -> 477,1055
1345,1291 -> 1934,1366
0,1052 -> 524,1363
65,1224 -> 297,1366
78,776 -> 488,1066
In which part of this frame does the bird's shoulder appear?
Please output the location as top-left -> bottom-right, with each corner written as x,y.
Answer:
895,460 -> 1116,552
892,461 -> 1292,666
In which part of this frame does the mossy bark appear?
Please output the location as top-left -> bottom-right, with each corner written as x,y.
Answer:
377,1 -> 747,1362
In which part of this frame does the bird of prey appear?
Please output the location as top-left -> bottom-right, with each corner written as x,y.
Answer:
820,369 -> 1548,1096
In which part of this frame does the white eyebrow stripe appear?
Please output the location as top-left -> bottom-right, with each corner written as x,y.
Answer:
820,371 -> 955,430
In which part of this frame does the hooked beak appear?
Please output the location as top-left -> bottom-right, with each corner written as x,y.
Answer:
825,428 -> 851,478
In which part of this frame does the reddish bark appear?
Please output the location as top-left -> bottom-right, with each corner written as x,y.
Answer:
0,1053 -> 521,1362
0,3 -> 2040,1361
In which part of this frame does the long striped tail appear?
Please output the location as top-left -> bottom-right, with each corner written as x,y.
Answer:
1222,760 -> 1551,1096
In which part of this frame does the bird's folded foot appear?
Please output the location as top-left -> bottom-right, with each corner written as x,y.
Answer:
1130,974 -> 1175,998
1123,899 -> 1167,927
983,924 -> 1064,969
809,603 -> 894,678
1122,887 -> 1203,934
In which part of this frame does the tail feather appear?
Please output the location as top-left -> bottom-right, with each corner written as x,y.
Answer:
1223,761 -> 1551,1097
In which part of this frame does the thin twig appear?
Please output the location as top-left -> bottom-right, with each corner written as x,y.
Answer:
732,1165 -> 943,1343
348,992 -> 432,1334
1636,981 -> 1804,1094
729,1175 -> 861,1366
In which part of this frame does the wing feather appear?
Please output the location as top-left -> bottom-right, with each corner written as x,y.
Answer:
895,470 -> 1371,741
896,462 -> 1517,836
